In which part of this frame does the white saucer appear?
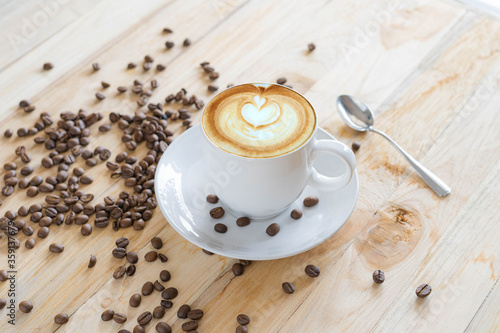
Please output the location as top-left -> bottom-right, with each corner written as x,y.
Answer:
155,126 -> 359,260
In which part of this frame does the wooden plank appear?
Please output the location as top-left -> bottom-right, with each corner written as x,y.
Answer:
466,278 -> 500,332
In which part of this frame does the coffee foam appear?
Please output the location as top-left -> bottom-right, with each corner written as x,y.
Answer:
202,84 -> 316,158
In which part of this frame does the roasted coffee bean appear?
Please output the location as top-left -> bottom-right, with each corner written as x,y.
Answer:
127,62 -> 137,69
116,237 -> 129,248
126,264 -> 136,276
43,62 -> 54,70
0,270 -> 8,281
39,217 -> 52,227
45,195 -> 60,205
129,293 -> 142,307
54,313 -> 69,324
232,263 -> 244,276
210,207 -> 225,219
151,236 -> 163,249
157,64 -> 166,71
416,283 -> 432,298
17,128 -> 29,137
34,136 -> 46,144
307,42 -> 316,51
142,282 -> 154,296
237,314 -> 251,325
153,306 -> 165,319
145,250 -> 158,262
158,253 -> 168,262
88,254 -> 97,268
126,251 -> 138,264
187,309 -> 203,320
143,62 -> 151,71
236,325 -> 248,333
81,224 -> 92,236
4,129 -> 13,137
183,38 -> 191,47
303,195 -> 319,207
182,321 -> 198,331
266,223 -> 280,236
352,141 -> 361,152
372,269 -> 385,284
113,312 -> 127,324
19,301 -> 33,313
101,81 -> 110,89
137,311 -> 152,325
305,264 -> 320,277
86,158 -> 97,167
2,185 -> 14,196
80,193 -> 94,203
112,247 -> 127,258
208,84 -> 218,92
161,287 -> 178,300
282,282 -> 295,294
99,149 -> 111,161
154,280 -> 165,291
49,243 -> 64,253
37,227 -> 49,238
236,217 -> 250,227
25,238 -> 35,249
20,166 -> 33,176
3,162 -> 17,171
118,330 -> 131,333
92,63 -> 101,71
95,92 -> 105,100
156,322 -> 172,333
80,175 -> 93,184
208,72 -> 219,80
134,326 -> 145,333
214,223 -> 227,233
165,41 -> 174,49
159,270 -> 171,282
106,161 -> 120,171
202,249 -> 214,255
101,309 -> 114,321
291,209 -> 303,220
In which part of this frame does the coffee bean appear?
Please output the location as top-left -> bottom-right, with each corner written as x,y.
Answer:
126,264 -> 136,276
165,41 -> 174,49
160,300 -> 173,309
305,264 -> 320,277
237,314 -> 251,325
159,270 -> 171,282
101,309 -> 114,321
303,195 -> 319,207
43,62 -> 54,70
92,63 -> 101,71
214,223 -> 227,233
145,250 -> 158,262
54,313 -> 69,324
151,236 -> 163,249
161,287 -> 178,300
118,330 -> 131,333
128,62 -> 137,69
156,64 -> 166,71
282,282 -> 295,294
202,249 -> 214,255
86,158 -> 97,167
49,243 -> 64,253
19,100 -> 30,107
153,306 -> 165,319
4,129 -> 13,137
25,238 -> 35,249
129,293 -> 142,307
137,311 -> 152,325
352,141 -> 361,152
19,301 -> 33,313
236,325 -> 248,333
187,309 -> 203,320
239,260 -> 252,266
20,166 -> 33,176
182,321 -> 198,331
183,38 -> 191,47
0,298 -> 6,309
134,325 -> 145,333
80,224 -> 92,236
156,322 -> 172,333
154,280 -> 165,291
127,251 -> 138,264
158,253 -> 168,262
88,254 -> 97,268
142,282 -> 154,296
307,43 -> 316,51
143,62 -> 151,71
208,84 -> 218,92
210,207 -> 225,219
45,195 -> 60,205
116,237 -> 129,248
291,209 -> 303,220
0,270 -> 8,281
17,128 -> 28,137
266,223 -> 280,236
113,312 -> 127,324
232,263 -> 244,276
80,175 -> 93,184
99,124 -> 111,132
372,269 -> 385,284
277,77 -> 287,85
112,247 -> 127,258
99,149 -> 111,161
416,283 -> 432,298
30,175 -> 43,186
95,92 -> 105,100
37,227 -> 49,238
208,72 -> 219,80
236,217 -> 250,227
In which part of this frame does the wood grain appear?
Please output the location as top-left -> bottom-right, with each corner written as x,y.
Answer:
0,0 -> 499,332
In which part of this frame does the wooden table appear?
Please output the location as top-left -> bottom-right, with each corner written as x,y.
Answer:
1,0 -> 499,332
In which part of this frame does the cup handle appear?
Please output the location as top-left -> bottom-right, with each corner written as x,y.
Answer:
308,139 -> 356,191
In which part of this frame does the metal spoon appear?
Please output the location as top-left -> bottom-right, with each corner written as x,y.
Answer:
337,95 -> 451,197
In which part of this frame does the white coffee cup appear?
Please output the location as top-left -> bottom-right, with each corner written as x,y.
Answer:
201,83 -> 356,219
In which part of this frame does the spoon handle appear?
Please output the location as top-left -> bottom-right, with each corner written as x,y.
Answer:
369,128 -> 451,197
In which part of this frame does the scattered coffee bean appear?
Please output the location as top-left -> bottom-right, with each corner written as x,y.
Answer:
49,243 -> 64,253
277,77 -> 287,85
416,283 -> 432,298
236,325 -> 248,333
19,301 -> 33,313
307,42 -> 316,51
43,62 -> 54,70
112,247 -> 127,259
156,322 -> 171,333
142,282 -> 154,296
137,311 -> 152,325
183,38 -> 191,47
232,263 -> 244,276
92,63 -> 101,71
129,293 -> 142,307
303,195 -> 319,207
372,270 -> 385,284
236,217 -> 250,227
177,304 -> 191,318
101,81 -> 110,88
80,175 -> 93,184
95,92 -> 105,100
0,299 -> 6,309
206,194 -> 218,204
160,300 -> 173,309
88,254 -> 96,268
305,264 -> 320,277
208,84 -> 218,92
27,186 -> 38,197
237,314 -> 251,325
99,124 -> 111,132
153,306 -> 165,319
113,312 -> 127,324
134,325 -> 145,333
214,223 -> 227,233
151,236 -> 163,249
187,309 -> 204,320
118,330 -> 131,333
128,62 -> 137,69
37,227 -> 49,238
25,238 -> 36,249
156,63 -> 166,71
291,209 -> 303,220
161,287 -> 178,300
54,313 -> 69,324
145,250 -> 158,262
0,270 -> 8,281
352,141 -> 361,152
101,309 -> 114,321
4,129 -> 13,137
282,282 -> 295,294
127,251 -> 138,264
210,207 -> 225,219
126,264 -> 136,276
116,237 -> 129,248
19,100 -> 30,108
158,253 -> 168,262
165,41 -> 174,49
154,280 -> 165,291
202,249 -> 214,255
159,270 -> 171,282
266,223 -> 280,236
208,72 -> 219,80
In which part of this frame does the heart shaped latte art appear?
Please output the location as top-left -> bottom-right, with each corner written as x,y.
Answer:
241,95 -> 281,127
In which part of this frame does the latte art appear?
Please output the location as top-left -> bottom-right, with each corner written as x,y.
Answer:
202,84 -> 316,158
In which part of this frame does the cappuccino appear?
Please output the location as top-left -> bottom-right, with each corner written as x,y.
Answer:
202,83 -> 316,158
